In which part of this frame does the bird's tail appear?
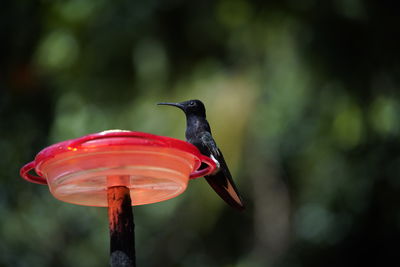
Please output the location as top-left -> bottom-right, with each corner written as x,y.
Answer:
205,171 -> 245,211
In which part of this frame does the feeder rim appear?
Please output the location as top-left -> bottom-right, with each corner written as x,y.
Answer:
20,130 -> 217,185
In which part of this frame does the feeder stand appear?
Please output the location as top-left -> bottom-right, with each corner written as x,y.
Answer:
108,184 -> 135,266
20,130 -> 216,267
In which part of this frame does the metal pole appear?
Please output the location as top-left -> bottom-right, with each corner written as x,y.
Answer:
107,182 -> 136,267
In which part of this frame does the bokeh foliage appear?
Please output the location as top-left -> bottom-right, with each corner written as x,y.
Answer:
1,0 -> 400,266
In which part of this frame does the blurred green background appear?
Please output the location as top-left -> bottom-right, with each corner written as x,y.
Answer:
1,0 -> 400,266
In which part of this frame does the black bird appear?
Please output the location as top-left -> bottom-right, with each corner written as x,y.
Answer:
158,99 -> 245,210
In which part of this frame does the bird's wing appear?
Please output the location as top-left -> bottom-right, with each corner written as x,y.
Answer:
200,132 -> 245,210
200,131 -> 221,158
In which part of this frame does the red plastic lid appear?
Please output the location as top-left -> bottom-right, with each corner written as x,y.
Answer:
20,130 -> 216,206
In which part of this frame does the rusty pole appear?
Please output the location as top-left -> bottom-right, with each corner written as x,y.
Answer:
107,182 -> 136,267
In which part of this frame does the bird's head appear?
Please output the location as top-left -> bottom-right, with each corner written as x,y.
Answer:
158,99 -> 206,117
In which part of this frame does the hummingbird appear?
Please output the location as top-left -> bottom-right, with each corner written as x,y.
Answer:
158,99 -> 245,210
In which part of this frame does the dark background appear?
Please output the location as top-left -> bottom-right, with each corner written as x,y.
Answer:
1,0 -> 400,266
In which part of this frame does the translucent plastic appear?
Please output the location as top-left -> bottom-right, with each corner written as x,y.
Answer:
20,131 -> 216,207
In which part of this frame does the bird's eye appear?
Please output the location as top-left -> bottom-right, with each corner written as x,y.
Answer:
189,101 -> 195,106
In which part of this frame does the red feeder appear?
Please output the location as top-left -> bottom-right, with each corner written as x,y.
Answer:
20,130 -> 217,206
20,130 -> 217,266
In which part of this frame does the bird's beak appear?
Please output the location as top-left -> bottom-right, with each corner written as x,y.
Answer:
157,102 -> 184,110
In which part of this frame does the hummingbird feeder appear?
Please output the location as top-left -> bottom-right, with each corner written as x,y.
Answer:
20,130 -> 217,267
